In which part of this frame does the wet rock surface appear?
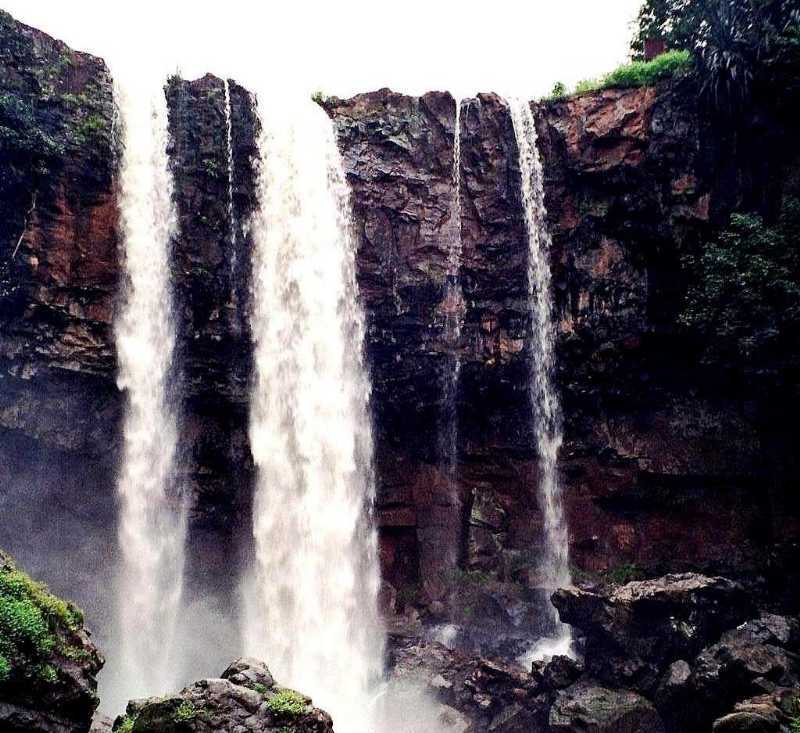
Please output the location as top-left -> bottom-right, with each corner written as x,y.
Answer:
389,574 -> 799,733
112,659 -> 333,733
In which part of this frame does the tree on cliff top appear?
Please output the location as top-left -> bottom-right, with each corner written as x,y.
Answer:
631,0 -> 800,106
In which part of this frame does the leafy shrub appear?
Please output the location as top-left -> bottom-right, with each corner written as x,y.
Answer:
548,81 -> 567,100
174,700 -> 197,722
116,715 -> 135,733
680,198 -> 800,364
266,689 -> 307,717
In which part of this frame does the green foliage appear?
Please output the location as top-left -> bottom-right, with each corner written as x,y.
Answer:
680,198 -> 800,364
0,555 -> 86,684
605,563 -> 646,584
116,715 -> 136,733
567,50 -> 693,98
36,663 -> 59,684
603,50 -> 694,88
0,596 -> 54,656
266,689 -> 307,717
631,0 -> 800,108
251,682 -> 269,695
548,81 -> 567,99
574,77 -> 604,95
174,700 -> 197,723
311,90 -> 327,104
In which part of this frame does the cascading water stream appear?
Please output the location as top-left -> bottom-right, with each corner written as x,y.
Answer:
508,97 -> 573,660
244,96 -> 384,733
440,99 -> 464,484
107,78 -> 186,709
223,79 -> 239,319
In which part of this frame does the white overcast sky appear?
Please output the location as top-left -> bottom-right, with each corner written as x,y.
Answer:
4,0 -> 643,100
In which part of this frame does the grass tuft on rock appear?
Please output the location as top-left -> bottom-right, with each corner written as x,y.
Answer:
266,689 -> 308,717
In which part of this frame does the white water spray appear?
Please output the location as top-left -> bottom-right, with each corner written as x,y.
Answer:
108,79 -> 186,708
508,97 -> 572,660
244,96 -> 384,732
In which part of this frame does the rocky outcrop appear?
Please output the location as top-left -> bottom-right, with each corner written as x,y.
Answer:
164,73 -> 258,602
112,658 -> 333,733
323,81 -> 800,612
0,8 -> 120,630
388,634 -> 549,732
553,573 -> 754,691
0,551 -> 103,733
549,681 -> 664,733
553,574 -> 800,733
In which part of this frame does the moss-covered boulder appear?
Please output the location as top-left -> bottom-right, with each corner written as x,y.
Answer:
112,658 -> 333,733
0,550 -> 103,732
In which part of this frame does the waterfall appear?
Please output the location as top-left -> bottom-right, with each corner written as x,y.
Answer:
508,97 -> 572,659
244,96 -> 384,733
440,98 -> 464,482
223,79 -> 239,317
107,79 -> 186,708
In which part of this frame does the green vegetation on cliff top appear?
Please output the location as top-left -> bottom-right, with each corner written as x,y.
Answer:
571,50 -> 694,97
0,551 -> 87,684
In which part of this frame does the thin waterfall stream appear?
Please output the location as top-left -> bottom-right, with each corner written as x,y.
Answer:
106,78 -> 186,710
244,96 -> 384,733
508,97 -> 573,661
223,79 -> 239,319
441,98 -> 464,484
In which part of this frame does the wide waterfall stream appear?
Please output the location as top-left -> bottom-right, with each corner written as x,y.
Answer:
243,96 -> 384,732
508,97 -> 573,661
107,78 -> 186,710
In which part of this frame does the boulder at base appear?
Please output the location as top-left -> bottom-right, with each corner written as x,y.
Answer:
549,681 -> 665,733
112,658 -> 333,732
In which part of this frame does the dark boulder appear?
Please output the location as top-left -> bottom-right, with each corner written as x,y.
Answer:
548,680 -> 665,732
553,573 -> 754,692
711,688 -> 800,733
690,616 -> 800,727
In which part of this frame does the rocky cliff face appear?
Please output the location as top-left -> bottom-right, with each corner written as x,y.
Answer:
0,10 -> 120,621
164,73 -> 258,602
323,82 -> 800,616
0,9 -> 797,665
